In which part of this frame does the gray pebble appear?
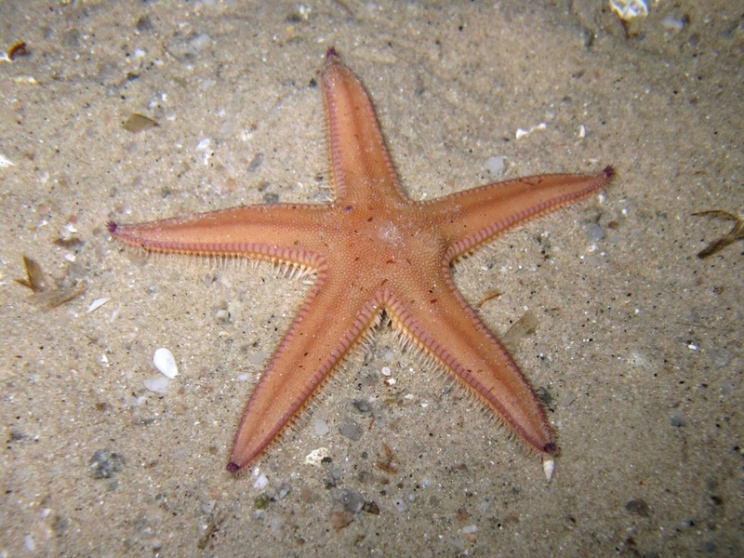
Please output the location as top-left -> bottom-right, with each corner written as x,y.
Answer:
338,417 -> 363,441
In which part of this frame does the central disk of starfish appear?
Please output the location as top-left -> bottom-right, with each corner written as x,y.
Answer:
109,48 -> 612,476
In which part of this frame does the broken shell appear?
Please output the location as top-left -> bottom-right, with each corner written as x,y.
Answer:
304,447 -> 330,466
153,347 -> 178,378
609,0 -> 649,22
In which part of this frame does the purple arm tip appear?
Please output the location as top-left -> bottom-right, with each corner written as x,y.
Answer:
107,221 -> 118,234
326,46 -> 338,59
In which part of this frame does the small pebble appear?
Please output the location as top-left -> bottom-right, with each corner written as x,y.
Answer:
62,29 -> 80,47
340,490 -> 365,514
661,14 -> 686,33
253,473 -> 269,489
338,417 -> 363,441
352,399 -> 371,413
330,510 -> 353,529
136,15 -> 153,32
625,498 -> 651,517
143,376 -> 170,394
254,493 -> 270,510
670,411 -> 685,428
250,351 -> 268,365
247,152 -> 265,173
484,155 -> 506,177
153,348 -> 178,378
392,498 -> 409,513
214,308 -> 230,322
313,416 -> 330,436
585,223 -> 605,242
188,33 -> 212,53
89,449 -> 124,479
277,483 -> 291,499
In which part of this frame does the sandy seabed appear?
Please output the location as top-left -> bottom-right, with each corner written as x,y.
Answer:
1,1 -> 741,556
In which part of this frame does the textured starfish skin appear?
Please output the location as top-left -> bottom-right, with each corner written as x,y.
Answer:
109,49 -> 612,473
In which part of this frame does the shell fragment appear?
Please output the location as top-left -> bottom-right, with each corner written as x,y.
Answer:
153,347 -> 178,378
609,0 -> 649,21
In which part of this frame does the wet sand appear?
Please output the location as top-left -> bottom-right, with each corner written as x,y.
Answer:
1,1 -> 741,556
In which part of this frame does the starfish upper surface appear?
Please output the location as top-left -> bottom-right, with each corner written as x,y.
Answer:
109,48 -> 612,474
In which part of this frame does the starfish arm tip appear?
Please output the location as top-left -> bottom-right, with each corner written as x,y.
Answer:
603,165 -> 615,178
326,46 -> 338,59
226,461 -> 240,474
106,221 -> 118,234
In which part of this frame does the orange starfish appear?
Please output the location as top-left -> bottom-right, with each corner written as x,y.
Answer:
109,48 -> 612,476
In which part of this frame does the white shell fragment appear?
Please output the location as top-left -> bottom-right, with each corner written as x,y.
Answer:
252,473 -> 269,489
0,153 -> 15,167
304,447 -> 330,466
515,122 -> 546,140
87,297 -> 110,313
196,137 -> 212,165
543,457 -> 555,482
153,347 -> 178,378
609,0 -> 649,21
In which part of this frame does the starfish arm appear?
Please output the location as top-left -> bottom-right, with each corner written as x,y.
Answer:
429,167 -> 613,259
228,272 -> 384,471
385,274 -> 555,456
108,204 -> 330,266
322,49 -> 407,205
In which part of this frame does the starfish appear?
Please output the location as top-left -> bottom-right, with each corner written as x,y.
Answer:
108,48 -> 612,475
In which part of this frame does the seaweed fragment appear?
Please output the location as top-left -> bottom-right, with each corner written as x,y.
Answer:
693,210 -> 744,258
15,255 -> 87,308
